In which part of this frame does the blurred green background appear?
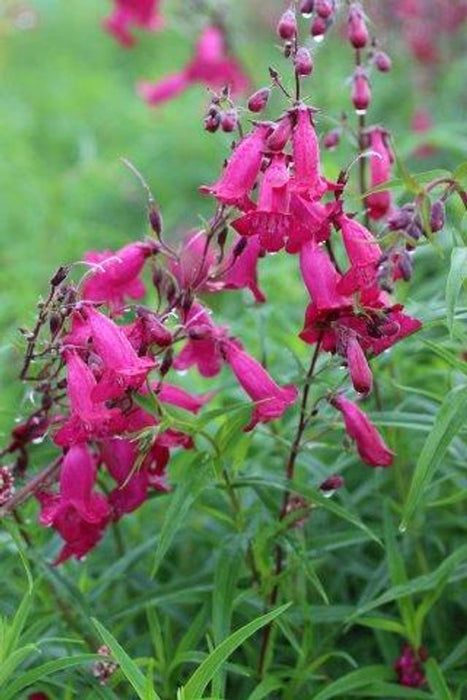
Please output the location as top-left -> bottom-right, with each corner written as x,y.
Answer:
0,0 -> 466,433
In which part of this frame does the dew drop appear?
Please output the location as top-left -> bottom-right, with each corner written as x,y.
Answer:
314,34 -> 325,43
356,108 -> 367,116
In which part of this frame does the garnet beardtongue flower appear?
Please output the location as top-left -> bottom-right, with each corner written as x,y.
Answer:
365,128 -> 394,220
300,240 -> 351,312
337,215 -> 383,296
222,235 -> 267,303
37,444 -> 110,564
344,335 -> 373,395
331,394 -> 394,467
291,105 -> 328,199
221,340 -> 298,431
173,303 -> 229,377
103,0 -> 164,47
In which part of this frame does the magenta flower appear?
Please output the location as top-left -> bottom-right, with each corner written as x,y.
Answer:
54,351 -> 125,447
232,154 -> 291,253
221,340 -> 298,431
337,215 -> 383,296
86,307 -> 155,401
174,303 -> 229,378
138,25 -> 249,107
394,644 -> 427,688
287,195 -> 333,253
103,0 -> 163,47
331,395 -> 393,467
37,445 -> 110,564
200,124 -> 271,209
82,242 -> 155,313
365,128 -> 393,220
300,240 -> 351,312
125,309 -> 173,355
291,105 -> 327,199
169,230 -> 219,292
345,334 -> 373,395
157,383 -> 212,413
223,235 -> 266,303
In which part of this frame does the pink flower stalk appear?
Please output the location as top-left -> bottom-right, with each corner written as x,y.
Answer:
223,235 -> 267,303
291,105 -> 327,199
82,242 -> 155,312
54,351 -> 125,447
174,303 -> 229,377
200,123 -> 271,209
37,445 -> 110,564
394,644 -> 427,687
365,128 -> 394,220
232,154 -> 291,253
331,395 -> 393,467
86,307 -> 155,401
337,215 -> 383,296
103,0 -> 163,47
138,25 -> 249,107
300,240 -> 350,312
221,340 -> 298,431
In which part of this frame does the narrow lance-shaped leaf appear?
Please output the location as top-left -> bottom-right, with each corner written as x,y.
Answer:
446,247 -> 467,336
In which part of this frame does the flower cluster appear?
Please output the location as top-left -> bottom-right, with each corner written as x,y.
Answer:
394,644 -> 427,687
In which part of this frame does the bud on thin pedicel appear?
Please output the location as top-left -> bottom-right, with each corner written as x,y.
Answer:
374,50 -> 392,72
248,87 -> 271,113
323,128 -> 341,149
220,110 -> 238,132
352,68 -> 371,114
315,0 -> 335,19
347,3 -> 369,49
300,0 -> 315,17
311,15 -> 328,41
430,200 -> 445,232
149,206 -> 163,236
294,47 -> 314,76
277,8 -> 297,40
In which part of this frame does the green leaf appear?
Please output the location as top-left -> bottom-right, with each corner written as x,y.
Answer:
426,658 -> 453,700
92,618 -> 161,700
453,161 -> 467,188
401,385 -> 467,528
182,603 -> 291,700
353,616 -> 406,635
312,665 -> 393,700
446,247 -> 467,336
1,653 -> 100,700
151,455 -> 211,577
0,645 -> 38,688
245,677 -> 284,700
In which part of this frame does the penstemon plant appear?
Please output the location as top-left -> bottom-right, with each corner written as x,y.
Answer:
1,1 -> 466,697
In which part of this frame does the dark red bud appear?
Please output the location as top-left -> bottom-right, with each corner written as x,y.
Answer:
374,50 -> 392,72
315,0 -> 335,19
204,112 -> 221,133
220,110 -> 238,133
300,0 -> 315,17
388,208 -> 412,231
247,87 -> 271,113
149,207 -> 163,236
320,475 -> 344,493
294,47 -> 314,76
323,129 -> 341,149
311,15 -> 328,40
430,201 -> 445,232
50,266 -> 69,287
159,348 -> 173,376
347,4 -> 369,49
266,116 -> 293,151
351,69 -> 371,114
277,8 -> 297,40
49,312 -> 62,336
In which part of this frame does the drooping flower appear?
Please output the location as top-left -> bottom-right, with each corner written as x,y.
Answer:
365,128 -> 393,220
291,104 -> 327,199
330,394 -> 393,466
125,309 -> 173,355
138,25 -> 249,106
344,333 -> 373,395
300,240 -> 350,312
103,0 -> 164,47
86,307 -> 155,401
169,230 -> 219,292
221,340 -> 298,431
174,303 -> 230,377
200,123 -> 271,209
54,351 -> 125,447
223,235 -> 266,303
37,445 -> 110,563
337,214 -> 383,297
82,242 -> 155,313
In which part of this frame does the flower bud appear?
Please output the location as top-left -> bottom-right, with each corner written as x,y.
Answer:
50,266 -> 69,287
388,208 -> 412,231
266,115 -> 293,151
323,128 -> 341,149
220,110 -> 238,133
277,8 -> 297,40
374,50 -> 392,72
300,0 -> 315,17
347,3 -> 369,49
204,111 -> 221,133
320,474 -> 344,495
49,311 -> 62,336
247,87 -> 271,113
406,221 -> 422,242
311,15 -> 328,41
397,251 -> 413,281
294,47 -> 314,76
149,206 -> 163,236
351,68 -> 371,114
315,0 -> 335,19
159,348 -> 173,376
430,200 -> 445,232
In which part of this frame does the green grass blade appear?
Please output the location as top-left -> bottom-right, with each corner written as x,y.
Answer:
312,665 -> 393,700
446,247 -> 467,336
426,658 -> 453,700
182,603 -> 291,700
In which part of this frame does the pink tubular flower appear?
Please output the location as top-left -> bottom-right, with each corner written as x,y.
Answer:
291,105 -> 327,199
232,154 -> 291,253
394,644 -> 427,688
200,123 -> 271,209
156,383 -> 212,413
365,128 -> 394,220
331,395 -> 393,467
125,309 -> 172,355
138,25 -> 249,107
82,242 -> 155,312
221,340 -> 298,431
169,230 -> 218,292
345,334 -> 373,395
351,67 -> 371,114
174,303 -> 229,377
37,445 -> 110,564
86,307 -> 155,401
103,0 -> 163,47
223,235 -> 266,303
300,241 -> 350,312
54,351 -> 125,447
337,215 -> 383,296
